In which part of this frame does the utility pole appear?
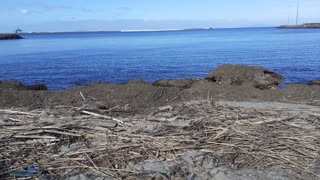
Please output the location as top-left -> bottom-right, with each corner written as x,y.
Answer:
296,0 -> 300,25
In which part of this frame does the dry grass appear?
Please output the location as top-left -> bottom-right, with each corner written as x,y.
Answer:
0,100 -> 319,179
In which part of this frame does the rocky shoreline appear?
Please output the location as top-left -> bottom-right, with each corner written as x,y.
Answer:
0,33 -> 23,40
0,64 -> 319,111
1,64 -> 320,179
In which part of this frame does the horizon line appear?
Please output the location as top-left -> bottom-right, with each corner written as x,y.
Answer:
3,26 -> 278,34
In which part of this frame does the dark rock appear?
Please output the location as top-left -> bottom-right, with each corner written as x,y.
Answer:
0,81 -> 47,91
206,64 -> 284,90
0,34 -> 23,40
153,79 -> 199,89
308,80 -> 320,86
25,84 -> 48,91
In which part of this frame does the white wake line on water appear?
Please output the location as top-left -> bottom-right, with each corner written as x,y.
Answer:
120,29 -> 184,32
119,28 -> 212,32
21,28 -> 212,34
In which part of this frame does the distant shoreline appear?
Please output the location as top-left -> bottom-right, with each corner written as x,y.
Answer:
10,27 -> 281,35
5,25 -> 320,34
4,26 -> 306,35
278,23 -> 320,28
18,28 -> 212,35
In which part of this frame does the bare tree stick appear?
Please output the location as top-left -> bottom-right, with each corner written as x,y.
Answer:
82,110 -> 131,126
85,152 -> 99,170
13,135 -> 57,139
0,109 -> 38,116
8,139 -> 60,145
80,91 -> 86,101
44,130 -> 82,137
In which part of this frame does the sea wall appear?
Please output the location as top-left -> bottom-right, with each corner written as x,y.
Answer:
0,34 -> 23,40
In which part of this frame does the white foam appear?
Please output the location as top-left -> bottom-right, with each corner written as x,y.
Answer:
120,29 -> 184,32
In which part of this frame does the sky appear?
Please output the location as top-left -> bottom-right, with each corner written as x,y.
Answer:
1,0 -> 320,32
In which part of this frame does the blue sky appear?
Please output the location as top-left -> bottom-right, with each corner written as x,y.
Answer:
1,0 -> 320,32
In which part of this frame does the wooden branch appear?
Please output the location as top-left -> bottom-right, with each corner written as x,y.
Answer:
82,110 -> 132,126
0,109 -> 38,116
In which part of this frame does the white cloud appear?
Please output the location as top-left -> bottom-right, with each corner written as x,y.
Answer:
20,9 -> 29,15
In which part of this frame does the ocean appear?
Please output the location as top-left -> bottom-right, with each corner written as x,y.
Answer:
0,27 -> 320,90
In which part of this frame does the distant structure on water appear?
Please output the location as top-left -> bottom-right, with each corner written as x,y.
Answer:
277,0 -> 319,28
296,0 -> 300,25
15,28 -> 22,34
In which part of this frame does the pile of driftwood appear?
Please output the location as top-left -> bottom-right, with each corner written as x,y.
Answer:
0,100 -> 319,179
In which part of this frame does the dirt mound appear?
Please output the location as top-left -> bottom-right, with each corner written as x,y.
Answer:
153,78 -> 199,89
281,84 -> 320,105
206,64 -> 284,90
0,65 -> 319,112
0,82 -> 185,114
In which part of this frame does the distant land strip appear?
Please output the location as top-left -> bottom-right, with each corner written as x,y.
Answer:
16,28 -> 212,34
279,23 -> 320,28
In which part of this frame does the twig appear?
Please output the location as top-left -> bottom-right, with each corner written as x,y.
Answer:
82,110 -> 131,126
80,92 -> 86,101
8,139 -> 60,145
13,135 -> 57,139
44,130 -> 82,137
85,152 -> 99,170
0,109 -> 38,116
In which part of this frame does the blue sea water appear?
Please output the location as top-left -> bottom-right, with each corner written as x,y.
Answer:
0,27 -> 320,90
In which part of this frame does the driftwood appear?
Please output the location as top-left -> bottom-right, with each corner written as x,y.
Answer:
81,110 -> 129,126
0,100 -> 319,179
